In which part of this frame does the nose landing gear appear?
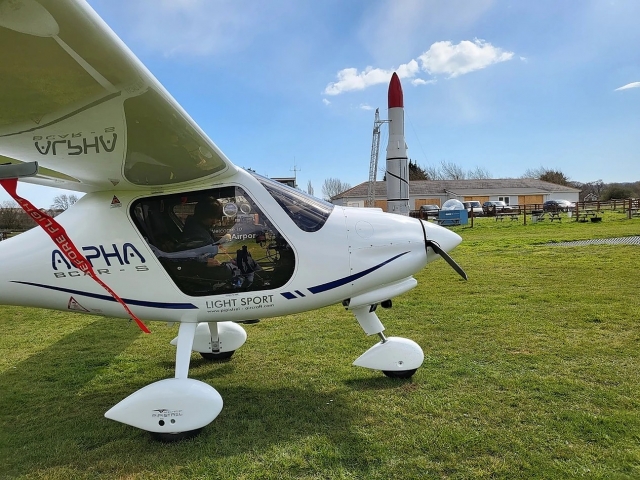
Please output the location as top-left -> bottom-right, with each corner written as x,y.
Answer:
349,305 -> 424,379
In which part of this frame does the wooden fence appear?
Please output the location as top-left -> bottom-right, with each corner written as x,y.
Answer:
410,198 -> 640,224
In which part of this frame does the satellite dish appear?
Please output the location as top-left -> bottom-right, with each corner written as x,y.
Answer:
0,0 -> 59,37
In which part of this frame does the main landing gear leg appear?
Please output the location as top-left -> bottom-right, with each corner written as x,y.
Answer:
350,305 -> 424,379
170,321 -> 247,361
105,321 -> 224,441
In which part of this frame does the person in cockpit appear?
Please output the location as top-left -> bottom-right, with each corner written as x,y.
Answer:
182,197 -> 228,266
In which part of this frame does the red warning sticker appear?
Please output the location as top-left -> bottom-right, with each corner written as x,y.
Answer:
110,195 -> 122,208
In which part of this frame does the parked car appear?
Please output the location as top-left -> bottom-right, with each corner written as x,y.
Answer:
462,201 -> 483,217
482,201 -> 513,214
419,204 -> 440,217
543,199 -> 575,212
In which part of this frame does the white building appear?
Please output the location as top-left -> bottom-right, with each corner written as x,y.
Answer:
332,179 -> 581,210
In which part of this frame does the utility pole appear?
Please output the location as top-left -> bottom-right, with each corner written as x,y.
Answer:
290,159 -> 301,189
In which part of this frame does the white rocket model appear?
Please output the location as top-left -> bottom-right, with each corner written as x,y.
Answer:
385,72 -> 410,215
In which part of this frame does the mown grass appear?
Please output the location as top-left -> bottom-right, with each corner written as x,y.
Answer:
1,215 -> 639,479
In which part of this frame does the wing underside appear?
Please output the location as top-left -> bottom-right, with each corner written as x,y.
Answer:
0,0 -> 237,193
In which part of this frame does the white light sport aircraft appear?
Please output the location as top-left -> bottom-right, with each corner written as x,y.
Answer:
0,0 -> 466,440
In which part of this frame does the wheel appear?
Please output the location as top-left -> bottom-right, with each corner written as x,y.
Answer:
382,369 -> 417,379
200,350 -> 235,361
235,319 -> 260,324
151,428 -> 203,442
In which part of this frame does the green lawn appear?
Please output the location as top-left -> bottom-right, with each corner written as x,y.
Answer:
1,215 -> 639,479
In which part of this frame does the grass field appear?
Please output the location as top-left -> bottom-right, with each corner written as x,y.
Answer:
1,214 -> 640,479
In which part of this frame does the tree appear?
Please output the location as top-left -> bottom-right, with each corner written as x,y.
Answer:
51,194 -> 79,211
521,166 -> 546,178
467,166 -> 492,179
408,160 -> 430,180
414,161 -> 491,181
601,184 -> 633,201
322,178 -> 351,200
578,179 -> 605,200
0,200 -> 21,230
306,180 -> 314,196
424,164 -> 443,180
522,166 -> 570,186
0,200 -> 36,230
539,170 -> 570,186
439,160 -> 467,180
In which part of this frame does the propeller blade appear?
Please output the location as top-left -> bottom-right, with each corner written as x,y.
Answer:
426,240 -> 468,280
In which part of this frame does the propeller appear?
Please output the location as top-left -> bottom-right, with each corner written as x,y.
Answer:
425,240 -> 468,281
417,218 -> 467,280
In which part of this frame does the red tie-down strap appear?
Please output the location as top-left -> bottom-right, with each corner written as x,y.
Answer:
0,178 -> 150,333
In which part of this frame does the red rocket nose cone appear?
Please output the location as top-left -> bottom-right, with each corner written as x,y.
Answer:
388,72 -> 404,108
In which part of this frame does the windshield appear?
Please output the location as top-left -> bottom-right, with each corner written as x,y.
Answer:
252,173 -> 334,232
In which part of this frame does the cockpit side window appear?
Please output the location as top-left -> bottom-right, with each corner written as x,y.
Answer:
251,173 -> 334,232
131,185 -> 295,297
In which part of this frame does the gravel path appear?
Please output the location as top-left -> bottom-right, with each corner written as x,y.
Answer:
548,236 -> 640,247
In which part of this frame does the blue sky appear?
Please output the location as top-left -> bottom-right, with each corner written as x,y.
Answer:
3,0 -> 639,208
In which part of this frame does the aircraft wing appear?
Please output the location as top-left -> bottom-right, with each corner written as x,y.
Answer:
0,0 -> 237,193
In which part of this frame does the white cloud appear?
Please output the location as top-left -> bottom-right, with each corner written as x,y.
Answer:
615,82 -> 640,91
396,59 -> 421,79
324,39 -> 513,95
359,104 -> 374,110
322,98 -> 331,106
418,39 -> 513,78
411,78 -> 437,86
323,60 -> 420,95
323,67 -> 392,95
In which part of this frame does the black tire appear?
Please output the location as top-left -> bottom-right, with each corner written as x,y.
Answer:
200,350 -> 234,361
151,428 -> 203,442
382,369 -> 417,379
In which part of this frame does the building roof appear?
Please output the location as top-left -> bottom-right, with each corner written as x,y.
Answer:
334,178 -> 581,200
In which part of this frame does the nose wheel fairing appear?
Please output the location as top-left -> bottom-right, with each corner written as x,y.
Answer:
349,305 -> 424,377
353,337 -> 424,373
